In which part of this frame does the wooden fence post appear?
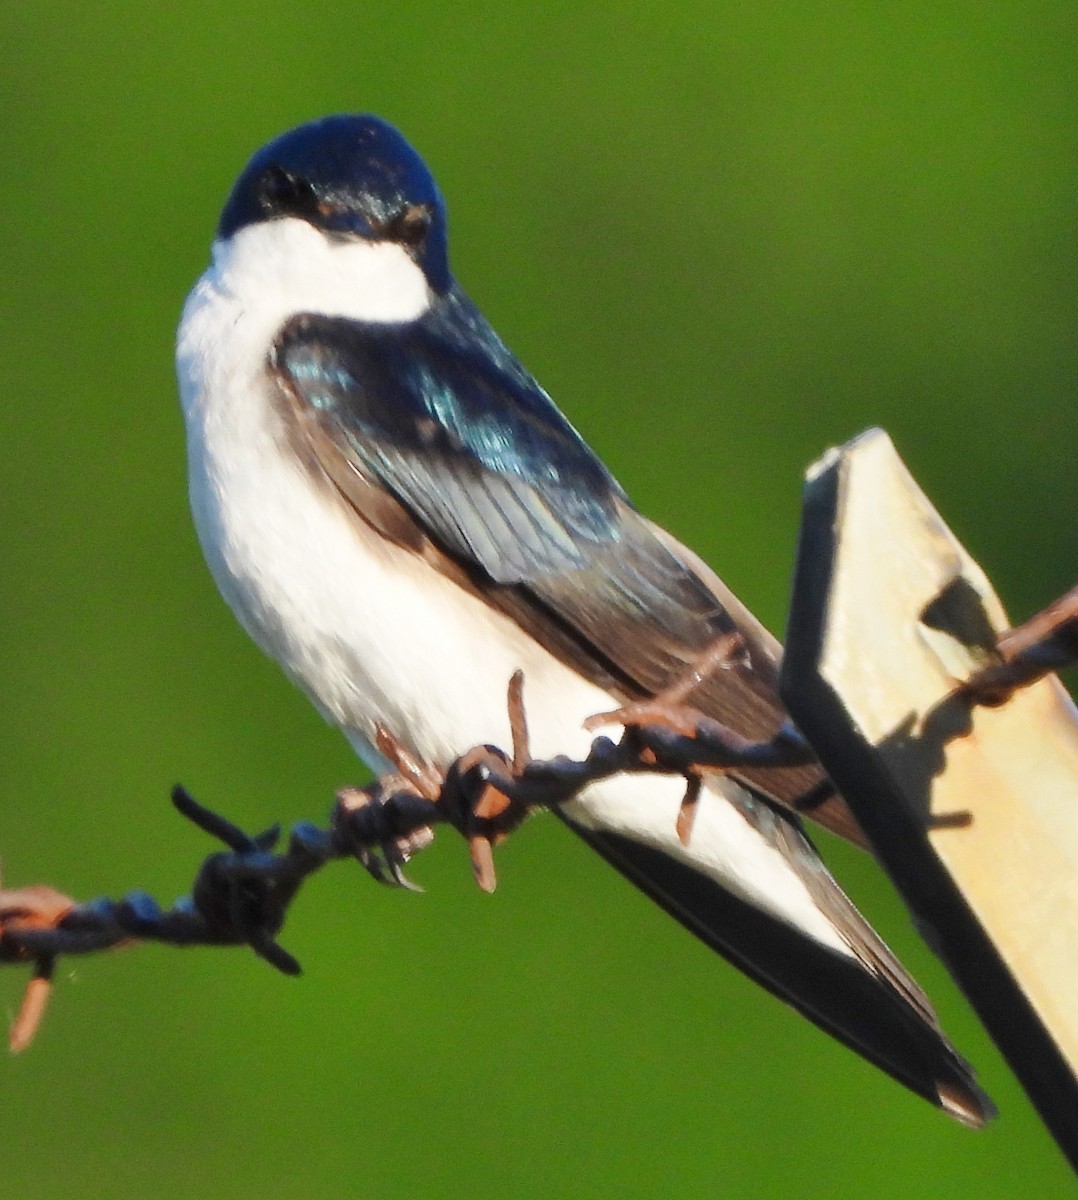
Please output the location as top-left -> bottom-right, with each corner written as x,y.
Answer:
781,428 -> 1078,1167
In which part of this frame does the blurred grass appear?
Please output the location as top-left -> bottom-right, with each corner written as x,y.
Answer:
1,3 -> 1076,1197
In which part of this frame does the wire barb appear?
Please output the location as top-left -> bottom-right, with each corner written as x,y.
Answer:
963,583 -> 1078,706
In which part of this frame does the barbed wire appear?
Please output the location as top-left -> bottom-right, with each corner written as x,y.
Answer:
1,590 -> 1073,1052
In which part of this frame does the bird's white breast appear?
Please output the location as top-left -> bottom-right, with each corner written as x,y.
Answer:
175,219 -> 853,954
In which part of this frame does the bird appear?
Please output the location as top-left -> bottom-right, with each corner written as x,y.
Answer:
176,113 -> 993,1126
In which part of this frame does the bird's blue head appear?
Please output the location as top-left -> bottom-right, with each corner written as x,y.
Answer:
218,115 -> 451,293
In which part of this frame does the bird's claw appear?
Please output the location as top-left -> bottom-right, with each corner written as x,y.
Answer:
354,841 -> 427,892
333,784 -> 435,892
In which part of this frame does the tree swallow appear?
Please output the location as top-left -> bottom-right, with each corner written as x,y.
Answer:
177,114 -> 993,1125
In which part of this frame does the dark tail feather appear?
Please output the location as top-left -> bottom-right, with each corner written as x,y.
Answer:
560,817 -> 995,1127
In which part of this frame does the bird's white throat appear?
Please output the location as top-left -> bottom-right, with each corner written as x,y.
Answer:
212,217 -> 430,328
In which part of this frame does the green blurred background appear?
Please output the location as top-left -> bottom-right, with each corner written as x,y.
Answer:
2,3 -> 1076,1197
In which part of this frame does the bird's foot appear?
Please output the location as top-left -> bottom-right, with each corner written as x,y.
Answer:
333,779 -> 436,892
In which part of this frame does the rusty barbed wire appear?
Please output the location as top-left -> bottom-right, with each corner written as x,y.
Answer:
1,587 -> 1074,1053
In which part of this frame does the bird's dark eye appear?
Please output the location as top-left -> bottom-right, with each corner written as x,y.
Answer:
258,165 -> 318,217
384,203 -> 432,249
